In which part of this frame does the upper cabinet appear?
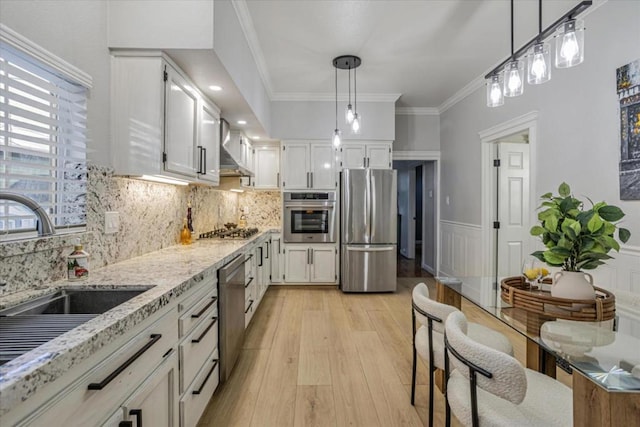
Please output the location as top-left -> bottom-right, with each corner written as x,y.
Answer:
252,144 -> 280,190
281,141 -> 336,190
111,52 -> 221,185
340,142 -> 392,169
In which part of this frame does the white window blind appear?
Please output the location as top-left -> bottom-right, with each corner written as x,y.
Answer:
0,44 -> 87,234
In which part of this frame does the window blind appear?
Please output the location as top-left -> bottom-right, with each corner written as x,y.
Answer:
0,44 -> 87,233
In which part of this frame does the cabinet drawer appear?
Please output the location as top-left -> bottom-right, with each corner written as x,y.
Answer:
179,288 -> 217,338
180,351 -> 220,427
179,311 -> 219,393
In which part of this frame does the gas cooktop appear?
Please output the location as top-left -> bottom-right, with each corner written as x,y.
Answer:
199,227 -> 260,240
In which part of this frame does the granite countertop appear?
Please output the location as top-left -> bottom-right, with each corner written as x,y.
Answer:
0,230 -> 274,416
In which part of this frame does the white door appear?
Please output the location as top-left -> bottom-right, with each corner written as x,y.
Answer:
197,101 -> 220,184
310,144 -> 336,189
497,142 -> 530,279
366,144 -> 392,169
282,143 -> 309,189
309,245 -> 336,283
284,245 -> 310,282
164,64 -> 197,178
254,146 -> 280,189
341,144 -> 366,169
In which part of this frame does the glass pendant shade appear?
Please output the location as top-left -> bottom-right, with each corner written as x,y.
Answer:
503,60 -> 524,97
345,104 -> 354,124
527,42 -> 551,84
486,74 -> 504,107
332,129 -> 341,147
555,19 -> 585,68
351,113 -> 361,134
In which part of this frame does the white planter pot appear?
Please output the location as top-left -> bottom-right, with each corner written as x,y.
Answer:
551,271 -> 596,301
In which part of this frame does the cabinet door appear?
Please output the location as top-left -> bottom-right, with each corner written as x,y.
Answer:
341,144 -> 366,169
164,64 -> 197,178
367,144 -> 392,169
122,350 -> 179,427
261,240 -> 271,296
243,137 -> 253,173
197,101 -> 220,184
284,245 -> 310,282
281,143 -> 309,189
253,147 -> 280,189
309,246 -> 336,283
270,235 -> 282,283
310,144 -> 336,189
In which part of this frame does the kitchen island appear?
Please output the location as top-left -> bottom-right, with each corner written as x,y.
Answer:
0,230 -> 275,424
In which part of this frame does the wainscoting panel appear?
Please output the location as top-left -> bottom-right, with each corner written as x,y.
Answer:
439,220 -> 483,279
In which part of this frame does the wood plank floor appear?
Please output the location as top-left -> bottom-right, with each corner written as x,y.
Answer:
197,278 -> 571,427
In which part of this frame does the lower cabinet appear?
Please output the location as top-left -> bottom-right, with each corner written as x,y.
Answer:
283,244 -> 337,283
270,233 -> 283,283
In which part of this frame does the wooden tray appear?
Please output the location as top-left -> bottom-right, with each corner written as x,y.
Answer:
500,276 -> 615,322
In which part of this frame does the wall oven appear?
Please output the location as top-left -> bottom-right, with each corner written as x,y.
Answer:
283,192 -> 337,243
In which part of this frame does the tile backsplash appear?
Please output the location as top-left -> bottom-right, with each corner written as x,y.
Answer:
0,165 -> 281,296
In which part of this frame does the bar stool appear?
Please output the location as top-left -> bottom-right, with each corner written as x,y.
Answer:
411,283 -> 513,426
444,311 -> 572,427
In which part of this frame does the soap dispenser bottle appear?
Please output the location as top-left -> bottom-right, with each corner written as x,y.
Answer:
180,218 -> 192,245
67,239 -> 89,281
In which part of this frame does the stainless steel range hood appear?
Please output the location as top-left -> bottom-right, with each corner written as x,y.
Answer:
219,118 -> 252,177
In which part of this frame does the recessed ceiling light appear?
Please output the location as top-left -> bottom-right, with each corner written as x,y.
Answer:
237,120 -> 247,125
209,85 -> 222,91
252,136 -> 260,140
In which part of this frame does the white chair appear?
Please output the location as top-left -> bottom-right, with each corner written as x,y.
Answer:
444,311 -> 573,427
411,283 -> 513,426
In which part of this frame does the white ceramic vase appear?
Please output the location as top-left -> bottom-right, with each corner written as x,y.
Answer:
551,271 -> 596,301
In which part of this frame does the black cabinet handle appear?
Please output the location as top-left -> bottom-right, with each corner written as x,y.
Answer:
197,145 -> 204,174
88,334 -> 162,390
203,147 -> 207,174
191,296 -> 217,318
129,409 -> 142,427
266,241 -> 269,259
258,247 -> 263,267
119,422 -> 132,427
191,317 -> 217,344
192,359 -> 219,395
245,299 -> 254,314
245,276 -> 254,288
242,254 -> 253,265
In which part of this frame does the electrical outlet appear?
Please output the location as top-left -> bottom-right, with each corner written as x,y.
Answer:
105,211 -> 119,234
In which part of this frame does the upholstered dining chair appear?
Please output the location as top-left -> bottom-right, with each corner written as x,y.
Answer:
411,283 -> 513,427
444,311 -> 573,427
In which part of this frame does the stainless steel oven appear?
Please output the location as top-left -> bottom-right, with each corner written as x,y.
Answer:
283,191 -> 337,243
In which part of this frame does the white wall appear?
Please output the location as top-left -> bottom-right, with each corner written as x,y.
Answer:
440,0 -> 640,246
395,114 -> 440,151
423,161 -> 436,271
0,0 -> 110,165
271,100 -> 395,140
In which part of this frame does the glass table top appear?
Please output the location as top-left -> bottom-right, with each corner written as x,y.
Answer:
436,276 -> 640,391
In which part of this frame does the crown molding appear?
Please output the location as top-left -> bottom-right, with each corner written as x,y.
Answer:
393,150 -> 441,161
271,92 -> 402,102
395,107 -> 440,116
231,0 -> 274,98
0,24 -> 92,88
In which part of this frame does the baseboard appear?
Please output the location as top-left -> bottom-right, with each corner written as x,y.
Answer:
421,262 -> 436,275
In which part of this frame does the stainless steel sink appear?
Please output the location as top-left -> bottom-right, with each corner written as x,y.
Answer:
0,288 -> 150,366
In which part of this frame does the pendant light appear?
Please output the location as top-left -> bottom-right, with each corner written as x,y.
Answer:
527,0 -> 551,84
555,18 -> 585,68
351,62 -> 361,134
332,65 -> 341,147
486,74 -> 504,107
345,67 -> 355,125
503,0 -> 523,98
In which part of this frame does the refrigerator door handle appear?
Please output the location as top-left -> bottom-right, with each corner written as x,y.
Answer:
346,245 -> 395,252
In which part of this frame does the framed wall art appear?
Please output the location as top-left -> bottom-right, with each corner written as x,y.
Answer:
617,59 -> 640,200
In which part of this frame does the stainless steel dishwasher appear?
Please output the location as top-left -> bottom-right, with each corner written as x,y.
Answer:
218,254 -> 247,382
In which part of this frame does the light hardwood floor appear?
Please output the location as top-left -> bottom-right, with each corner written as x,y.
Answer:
197,278 -> 571,427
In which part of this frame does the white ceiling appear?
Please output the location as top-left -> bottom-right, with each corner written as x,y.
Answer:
243,0 -> 589,108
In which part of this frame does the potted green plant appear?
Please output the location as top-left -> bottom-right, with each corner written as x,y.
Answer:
529,182 -> 631,300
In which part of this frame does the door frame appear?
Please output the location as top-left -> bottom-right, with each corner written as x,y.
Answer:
393,150 -> 441,276
478,111 -> 538,282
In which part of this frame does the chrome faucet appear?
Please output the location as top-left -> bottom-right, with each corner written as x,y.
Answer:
0,191 -> 55,236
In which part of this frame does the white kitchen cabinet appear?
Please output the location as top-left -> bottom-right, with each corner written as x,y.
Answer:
270,233 -> 283,283
281,142 -> 336,189
340,142 -> 392,169
283,244 -> 337,284
120,350 -> 179,427
196,99 -> 221,185
111,52 -> 220,185
252,144 -> 280,189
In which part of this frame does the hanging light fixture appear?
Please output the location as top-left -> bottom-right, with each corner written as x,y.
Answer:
484,1 -> 592,108
332,55 -> 362,140
528,0 -> 551,84
332,65 -> 341,147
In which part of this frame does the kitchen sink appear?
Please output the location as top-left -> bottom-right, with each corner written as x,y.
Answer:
0,288 -> 151,366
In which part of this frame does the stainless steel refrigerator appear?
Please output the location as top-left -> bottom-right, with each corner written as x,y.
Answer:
341,169 -> 397,292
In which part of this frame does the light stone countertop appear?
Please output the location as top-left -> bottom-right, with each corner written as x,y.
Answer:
0,230 -> 275,416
